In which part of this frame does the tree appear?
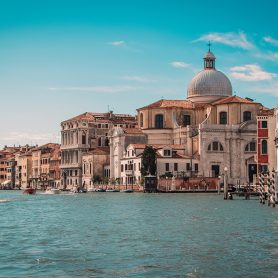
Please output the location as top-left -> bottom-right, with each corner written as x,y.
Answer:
141,146 -> 157,176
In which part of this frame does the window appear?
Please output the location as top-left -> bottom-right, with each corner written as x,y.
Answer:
174,163 -> 178,171
163,149 -> 171,156
262,121 -> 267,128
105,138 -> 109,146
98,137 -> 102,147
155,114 -> 164,128
219,111 -> 227,124
243,111 -> 252,121
261,140 -> 268,154
83,163 -> 86,175
89,163 -> 92,174
208,141 -> 224,152
186,163 -> 191,171
140,113 -> 143,127
82,133 -> 86,145
121,165 -> 123,172
245,142 -> 256,152
194,163 -> 198,172
183,115 -> 191,127
165,163 -> 169,171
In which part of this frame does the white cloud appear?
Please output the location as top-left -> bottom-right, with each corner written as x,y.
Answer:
230,64 -> 277,81
250,82 -> 278,96
170,61 -> 190,68
109,40 -> 126,46
49,85 -> 139,93
2,132 -> 60,145
263,36 -> 278,46
122,75 -> 156,82
196,31 -> 254,50
254,51 -> 278,61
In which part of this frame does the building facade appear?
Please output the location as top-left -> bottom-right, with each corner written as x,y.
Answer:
60,112 -> 137,189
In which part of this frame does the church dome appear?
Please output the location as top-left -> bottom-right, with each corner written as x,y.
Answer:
187,49 -> 232,103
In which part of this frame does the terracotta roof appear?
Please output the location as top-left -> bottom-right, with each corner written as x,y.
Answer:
212,95 -> 259,105
137,99 -> 196,110
258,108 -> 274,116
63,112 -> 135,123
83,147 -> 110,155
123,128 -> 143,134
128,144 -> 185,150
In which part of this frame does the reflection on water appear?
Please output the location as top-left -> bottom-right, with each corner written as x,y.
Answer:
0,191 -> 277,278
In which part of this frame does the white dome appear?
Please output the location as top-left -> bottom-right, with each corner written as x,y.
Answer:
187,50 -> 233,103
187,69 -> 232,98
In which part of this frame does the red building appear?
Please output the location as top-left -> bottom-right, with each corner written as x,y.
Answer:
257,109 -> 275,174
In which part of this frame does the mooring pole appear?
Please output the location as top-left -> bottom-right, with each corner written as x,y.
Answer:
223,167 -> 228,200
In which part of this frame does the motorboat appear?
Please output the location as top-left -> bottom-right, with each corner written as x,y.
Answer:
95,188 -> 106,192
121,189 -> 134,193
23,188 -> 36,195
106,188 -> 120,192
45,188 -> 60,194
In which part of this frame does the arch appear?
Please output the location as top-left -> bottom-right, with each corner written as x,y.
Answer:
243,111 -> 252,121
261,140 -> 268,154
155,114 -> 164,128
208,141 -> 224,152
245,141 -> 256,152
140,113 -> 144,127
219,111 -> 227,124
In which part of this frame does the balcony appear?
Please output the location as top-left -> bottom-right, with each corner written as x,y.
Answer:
125,170 -> 134,176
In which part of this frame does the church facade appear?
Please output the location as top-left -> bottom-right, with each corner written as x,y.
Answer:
134,49 -> 265,185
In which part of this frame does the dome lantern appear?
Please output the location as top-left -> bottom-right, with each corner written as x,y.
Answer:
203,42 -> 215,69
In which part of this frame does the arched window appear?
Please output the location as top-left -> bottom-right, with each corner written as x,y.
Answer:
262,140 -> 268,154
219,112 -> 227,124
83,163 -> 86,175
208,141 -> 224,152
245,141 -> 256,152
183,115 -> 191,127
140,113 -> 143,127
155,114 -> 164,128
243,111 -> 252,121
105,138 -> 109,146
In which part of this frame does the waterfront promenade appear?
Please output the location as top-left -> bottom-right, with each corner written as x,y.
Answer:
0,191 -> 277,278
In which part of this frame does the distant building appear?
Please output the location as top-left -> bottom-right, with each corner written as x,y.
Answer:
30,143 -> 60,189
60,112 -> 137,189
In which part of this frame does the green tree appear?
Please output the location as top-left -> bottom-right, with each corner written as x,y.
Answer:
141,146 -> 157,176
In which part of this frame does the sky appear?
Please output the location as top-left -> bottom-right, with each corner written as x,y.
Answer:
0,0 -> 278,148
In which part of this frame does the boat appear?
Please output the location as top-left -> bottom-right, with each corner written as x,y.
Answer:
95,188 -> 106,192
45,187 -> 60,194
121,189 -> 134,193
106,188 -> 120,192
23,188 -> 36,195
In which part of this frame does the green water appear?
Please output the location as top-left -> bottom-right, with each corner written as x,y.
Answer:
0,191 -> 277,277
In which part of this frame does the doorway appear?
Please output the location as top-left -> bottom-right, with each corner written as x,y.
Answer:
211,165 -> 220,177
248,164 -> 257,183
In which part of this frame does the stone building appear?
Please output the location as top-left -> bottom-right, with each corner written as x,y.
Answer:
81,147 -> 110,190
136,49 -> 267,184
60,112 -> 136,189
109,127 -> 147,182
120,143 -> 199,187
30,143 -> 60,189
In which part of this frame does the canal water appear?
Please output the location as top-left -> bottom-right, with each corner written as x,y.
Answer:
0,191 -> 277,278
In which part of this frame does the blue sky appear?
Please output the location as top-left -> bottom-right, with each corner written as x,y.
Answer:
0,0 -> 278,147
